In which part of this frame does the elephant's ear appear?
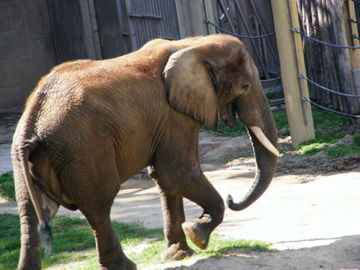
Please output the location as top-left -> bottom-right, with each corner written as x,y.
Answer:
163,47 -> 218,129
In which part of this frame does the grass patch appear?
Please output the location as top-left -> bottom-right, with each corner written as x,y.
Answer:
296,108 -> 360,157
204,107 -> 360,158
191,236 -> 273,258
203,120 -> 247,137
326,145 -> 360,158
0,172 -> 15,201
0,214 -> 272,269
277,107 -> 360,158
298,143 -> 360,158
297,135 -> 343,155
0,214 -> 163,270
204,111 -> 288,137
312,108 -> 354,136
128,234 -> 273,266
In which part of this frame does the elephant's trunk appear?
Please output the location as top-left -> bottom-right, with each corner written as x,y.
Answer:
227,85 -> 278,211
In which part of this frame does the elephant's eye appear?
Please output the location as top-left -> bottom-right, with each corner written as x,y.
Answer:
235,83 -> 250,96
241,83 -> 250,91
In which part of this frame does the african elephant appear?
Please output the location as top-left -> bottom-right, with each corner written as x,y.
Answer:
12,34 -> 279,270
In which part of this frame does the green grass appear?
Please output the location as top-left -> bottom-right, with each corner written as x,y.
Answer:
204,111 -> 288,137
297,134 -> 343,155
0,214 -> 272,270
0,172 -> 15,201
204,106 -> 360,158
296,108 -> 360,157
312,108 -> 354,136
190,236 -> 273,257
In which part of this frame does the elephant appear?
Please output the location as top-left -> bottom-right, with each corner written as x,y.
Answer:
11,34 -> 279,270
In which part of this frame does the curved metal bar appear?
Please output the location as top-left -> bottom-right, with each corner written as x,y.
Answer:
204,19 -> 275,39
302,97 -> 360,118
298,74 -> 360,98
291,28 -> 360,49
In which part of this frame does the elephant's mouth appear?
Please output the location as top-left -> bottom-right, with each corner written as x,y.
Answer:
248,126 -> 280,157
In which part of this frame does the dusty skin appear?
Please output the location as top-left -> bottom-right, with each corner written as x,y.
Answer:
1,130 -> 360,269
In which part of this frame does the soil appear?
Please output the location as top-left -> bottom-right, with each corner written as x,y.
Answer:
1,125 -> 360,269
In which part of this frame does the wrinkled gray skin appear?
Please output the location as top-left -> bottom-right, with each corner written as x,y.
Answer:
12,34 -> 278,270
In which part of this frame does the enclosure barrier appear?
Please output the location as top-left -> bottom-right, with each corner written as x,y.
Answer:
204,19 -> 275,39
204,18 -> 280,84
270,0 -> 315,147
291,27 -> 360,119
209,0 -> 360,146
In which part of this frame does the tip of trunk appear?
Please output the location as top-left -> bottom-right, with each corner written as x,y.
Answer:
226,194 -> 249,211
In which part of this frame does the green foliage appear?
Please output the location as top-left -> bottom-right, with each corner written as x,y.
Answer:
128,234 -> 273,266
0,214 -> 21,270
191,236 -> 273,258
312,108 -> 354,136
277,107 -> 360,158
297,135 -> 343,155
204,111 -> 289,137
215,120 -> 247,136
203,120 -> 247,137
326,145 -> 360,158
0,172 -> 15,201
353,134 -> 360,146
0,214 -> 272,269
205,110 -> 289,137
295,107 -> 360,157
273,111 -> 288,130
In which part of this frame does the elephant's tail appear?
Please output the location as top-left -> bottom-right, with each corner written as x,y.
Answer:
14,142 -> 53,255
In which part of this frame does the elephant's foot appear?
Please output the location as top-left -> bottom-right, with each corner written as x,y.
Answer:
100,259 -> 136,270
182,219 -> 212,250
161,243 -> 194,261
99,255 -> 137,270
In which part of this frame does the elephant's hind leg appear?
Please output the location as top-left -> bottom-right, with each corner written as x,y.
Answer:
80,206 -> 136,270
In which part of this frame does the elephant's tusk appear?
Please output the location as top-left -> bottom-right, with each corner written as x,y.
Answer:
248,126 -> 280,157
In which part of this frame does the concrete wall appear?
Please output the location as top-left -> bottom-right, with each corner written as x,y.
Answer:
0,0 -> 55,110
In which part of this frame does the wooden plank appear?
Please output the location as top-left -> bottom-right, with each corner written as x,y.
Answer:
188,0 -> 208,35
175,0 -> 190,38
234,0 -> 270,78
124,0 -> 138,50
271,0 -> 314,147
203,0 -> 217,34
175,0 -> 209,37
346,0 -> 360,70
78,0 -> 98,59
346,0 -> 360,97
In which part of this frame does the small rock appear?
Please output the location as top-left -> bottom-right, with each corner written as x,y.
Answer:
311,151 -> 327,160
334,135 -> 353,146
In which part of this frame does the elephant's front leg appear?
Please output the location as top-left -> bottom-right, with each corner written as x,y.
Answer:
179,170 -> 225,250
149,166 -> 193,260
152,159 -> 225,252
158,191 -> 194,260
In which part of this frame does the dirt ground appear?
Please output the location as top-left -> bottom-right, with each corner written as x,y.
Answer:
1,118 -> 360,269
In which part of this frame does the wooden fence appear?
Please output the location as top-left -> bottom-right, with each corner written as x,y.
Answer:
0,0 -> 279,110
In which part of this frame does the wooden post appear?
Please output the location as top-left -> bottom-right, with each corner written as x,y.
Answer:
203,0 -> 218,35
271,0 -> 315,147
346,0 -> 360,97
175,0 -> 210,38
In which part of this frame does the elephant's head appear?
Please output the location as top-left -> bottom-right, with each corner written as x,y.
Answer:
163,34 -> 279,211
